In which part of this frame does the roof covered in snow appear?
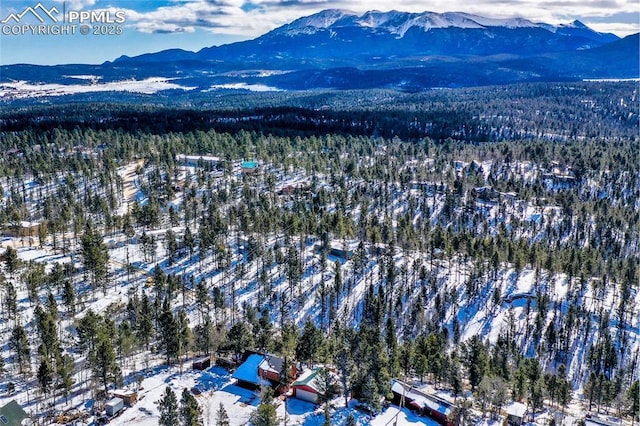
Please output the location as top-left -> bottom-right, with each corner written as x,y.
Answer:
391,380 -> 453,415
259,354 -> 285,375
505,401 -> 528,417
584,417 -> 622,426
292,368 -> 321,392
106,397 -> 123,408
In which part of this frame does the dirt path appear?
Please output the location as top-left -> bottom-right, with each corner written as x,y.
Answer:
122,160 -> 144,213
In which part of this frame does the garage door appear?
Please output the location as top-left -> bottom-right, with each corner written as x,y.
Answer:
294,389 -> 318,403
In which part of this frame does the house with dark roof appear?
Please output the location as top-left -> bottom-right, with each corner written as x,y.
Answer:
258,354 -> 286,382
475,186 -> 501,203
232,352 -> 298,392
0,400 -> 28,426
390,379 -> 455,426
192,356 -> 211,371
411,181 -> 448,195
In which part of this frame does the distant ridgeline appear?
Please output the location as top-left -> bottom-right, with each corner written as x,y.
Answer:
0,9 -> 638,93
0,82 -> 637,142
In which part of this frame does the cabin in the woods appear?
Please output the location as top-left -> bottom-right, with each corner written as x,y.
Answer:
475,186 -> 501,204
111,389 -> 138,407
505,401 -> 528,426
2,221 -> 41,239
291,368 -> 339,403
232,354 -> 269,390
176,154 -> 222,168
232,352 -> 297,391
584,416 -> 622,426
241,161 -> 259,174
390,379 -> 455,426
192,356 -> 211,371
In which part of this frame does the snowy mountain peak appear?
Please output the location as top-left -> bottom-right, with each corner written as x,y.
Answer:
280,9 -> 355,34
271,9 -> 599,38
566,19 -> 589,28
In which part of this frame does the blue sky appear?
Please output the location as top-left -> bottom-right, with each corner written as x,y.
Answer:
0,0 -> 638,65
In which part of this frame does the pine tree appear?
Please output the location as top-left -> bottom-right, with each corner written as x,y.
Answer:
62,279 -> 76,315
278,355 -> 293,395
336,344 -> 353,408
315,368 -> 336,406
37,358 -> 53,396
322,404 -> 331,426
184,226 -> 195,262
4,282 -> 18,320
92,328 -> 122,394
464,335 -> 488,389
250,397 -> 278,426
296,319 -> 323,366
137,293 -> 154,349
4,246 -> 19,273
159,298 -> 180,364
177,309 -> 192,370
57,353 -> 74,403
194,316 -> 213,355
215,403 -> 230,426
359,373 -> 380,411
626,380 -> 639,421
80,223 -> 109,293
195,280 -> 210,321
165,229 -> 178,265
9,325 -> 30,374
255,307 -> 273,353
180,388 -> 203,426
228,320 -> 253,360
156,386 -> 179,426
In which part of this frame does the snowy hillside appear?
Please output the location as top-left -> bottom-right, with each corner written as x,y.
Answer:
0,90 -> 638,425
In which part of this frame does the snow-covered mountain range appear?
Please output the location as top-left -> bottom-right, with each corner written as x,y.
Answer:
0,9 -> 637,97
273,9 -> 605,39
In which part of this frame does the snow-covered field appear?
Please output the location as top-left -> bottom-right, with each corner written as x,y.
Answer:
0,78 -> 196,99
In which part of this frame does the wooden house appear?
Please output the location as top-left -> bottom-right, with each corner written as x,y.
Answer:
291,368 -> 339,403
391,379 -> 455,426
505,401 -> 528,426
232,354 -> 269,390
2,221 -> 41,238
192,356 -> 211,371
232,352 -> 297,391
241,161 -> 259,174
111,389 -> 138,407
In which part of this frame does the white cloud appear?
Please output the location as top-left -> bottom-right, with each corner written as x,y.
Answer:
52,0 -> 97,9
587,22 -> 639,35
117,0 -> 640,36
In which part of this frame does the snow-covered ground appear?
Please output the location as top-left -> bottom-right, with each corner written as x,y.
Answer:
0,78 -> 196,99
109,365 -> 436,426
0,153 -> 636,425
